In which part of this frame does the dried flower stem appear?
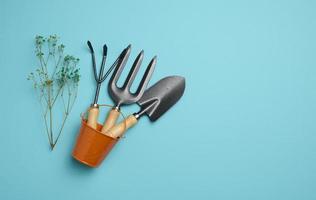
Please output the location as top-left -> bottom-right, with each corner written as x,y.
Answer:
28,35 -> 80,150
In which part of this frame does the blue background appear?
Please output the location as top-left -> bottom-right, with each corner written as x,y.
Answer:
1,0 -> 316,199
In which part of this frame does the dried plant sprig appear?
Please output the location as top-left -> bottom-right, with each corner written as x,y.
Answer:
27,35 -> 80,150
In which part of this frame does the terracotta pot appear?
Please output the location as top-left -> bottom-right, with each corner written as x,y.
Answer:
72,119 -> 118,167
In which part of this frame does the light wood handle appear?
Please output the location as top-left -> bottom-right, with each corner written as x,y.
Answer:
101,109 -> 120,134
87,107 -> 99,129
105,115 -> 138,138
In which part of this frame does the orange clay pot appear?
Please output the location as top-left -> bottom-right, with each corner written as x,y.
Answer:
72,119 -> 118,167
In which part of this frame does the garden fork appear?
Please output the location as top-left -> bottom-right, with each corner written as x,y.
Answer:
100,47 -> 157,134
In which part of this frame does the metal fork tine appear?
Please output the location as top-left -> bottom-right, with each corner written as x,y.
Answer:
135,56 -> 157,96
87,41 -> 99,82
109,44 -> 131,87
122,50 -> 144,89
100,55 -> 119,82
97,44 -> 107,83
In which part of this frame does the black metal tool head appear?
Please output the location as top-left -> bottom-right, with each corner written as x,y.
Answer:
136,76 -> 185,121
87,41 -> 108,84
108,46 -> 156,107
88,41 -> 129,105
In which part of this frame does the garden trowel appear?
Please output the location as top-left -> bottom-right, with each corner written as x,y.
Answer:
104,75 -> 185,138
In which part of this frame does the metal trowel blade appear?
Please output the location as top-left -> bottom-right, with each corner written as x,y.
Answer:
137,76 -> 185,121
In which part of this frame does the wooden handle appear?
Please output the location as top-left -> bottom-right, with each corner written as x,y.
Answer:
105,115 -> 138,138
101,109 -> 120,134
87,107 -> 99,129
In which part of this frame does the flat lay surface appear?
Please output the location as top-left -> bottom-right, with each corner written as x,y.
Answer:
1,0 -> 316,199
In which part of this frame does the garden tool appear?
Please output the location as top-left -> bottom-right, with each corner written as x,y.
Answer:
86,41 -> 130,129
104,76 -> 185,138
100,50 -> 157,133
